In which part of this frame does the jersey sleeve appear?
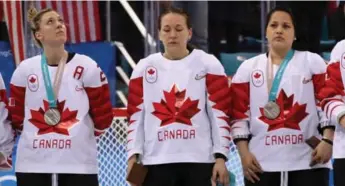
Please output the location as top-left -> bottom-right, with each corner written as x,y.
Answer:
308,53 -> 334,131
322,41 -> 345,126
205,55 -> 231,159
126,60 -> 145,160
229,60 -> 251,142
8,63 -> 27,133
308,53 -> 332,130
83,57 -> 113,137
0,74 -> 14,170
318,59 -> 345,126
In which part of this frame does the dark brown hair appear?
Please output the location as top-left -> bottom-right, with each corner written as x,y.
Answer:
27,7 -> 54,47
158,6 -> 191,30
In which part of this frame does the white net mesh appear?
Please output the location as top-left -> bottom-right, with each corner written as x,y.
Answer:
96,109 -> 244,186
226,141 -> 245,186
96,109 -> 128,186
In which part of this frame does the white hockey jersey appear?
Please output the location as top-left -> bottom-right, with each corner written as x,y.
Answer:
0,73 -> 14,170
230,50 -> 332,171
127,49 -> 231,165
320,39 -> 345,159
8,53 -> 113,174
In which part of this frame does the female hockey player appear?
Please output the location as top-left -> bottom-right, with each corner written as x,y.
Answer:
320,38 -> 345,186
126,6 -> 231,186
5,7 -> 113,186
230,7 -> 333,186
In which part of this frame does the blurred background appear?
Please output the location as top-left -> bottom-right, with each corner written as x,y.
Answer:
0,1 -> 342,186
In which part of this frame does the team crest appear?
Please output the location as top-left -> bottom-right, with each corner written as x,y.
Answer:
145,66 -> 157,83
251,70 -> 264,87
27,74 -> 39,92
341,52 -> 345,69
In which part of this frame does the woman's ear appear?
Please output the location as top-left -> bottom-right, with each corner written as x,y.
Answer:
188,28 -> 193,41
35,31 -> 43,41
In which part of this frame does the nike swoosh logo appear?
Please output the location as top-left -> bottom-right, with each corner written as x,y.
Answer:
302,78 -> 312,84
195,74 -> 206,80
75,86 -> 84,91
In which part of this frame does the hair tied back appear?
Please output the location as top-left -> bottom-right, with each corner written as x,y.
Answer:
27,6 -> 38,23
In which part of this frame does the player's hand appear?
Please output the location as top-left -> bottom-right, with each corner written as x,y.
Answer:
127,155 -> 140,186
241,151 -> 262,183
310,140 -> 332,166
0,153 -> 12,171
211,158 -> 229,186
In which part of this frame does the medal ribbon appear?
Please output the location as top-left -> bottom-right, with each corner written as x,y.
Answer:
41,53 -> 66,108
267,50 -> 294,101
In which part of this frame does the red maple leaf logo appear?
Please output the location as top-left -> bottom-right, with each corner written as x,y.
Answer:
29,77 -> 36,83
259,89 -> 309,131
148,69 -> 155,75
254,73 -> 261,79
152,85 -> 200,126
29,100 -> 79,135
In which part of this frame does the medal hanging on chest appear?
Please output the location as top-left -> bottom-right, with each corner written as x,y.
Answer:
41,53 -> 66,126
265,50 -> 294,120
263,101 -> 280,119
44,108 -> 61,126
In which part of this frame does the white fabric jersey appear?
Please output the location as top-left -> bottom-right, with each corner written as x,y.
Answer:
8,53 -> 113,174
231,50 -> 332,171
321,39 -> 345,159
126,49 -> 231,165
0,73 -> 14,170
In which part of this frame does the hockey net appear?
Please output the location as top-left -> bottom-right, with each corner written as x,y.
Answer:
96,108 -> 244,186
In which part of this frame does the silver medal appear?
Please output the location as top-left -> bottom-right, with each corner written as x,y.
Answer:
44,108 -> 61,126
263,101 -> 280,119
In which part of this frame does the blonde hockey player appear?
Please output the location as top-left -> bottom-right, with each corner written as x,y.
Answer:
7,7 -> 113,186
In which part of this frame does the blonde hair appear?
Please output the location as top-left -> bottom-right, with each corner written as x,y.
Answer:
27,6 -> 54,48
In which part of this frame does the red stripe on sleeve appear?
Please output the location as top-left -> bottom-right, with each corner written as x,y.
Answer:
9,84 -> 25,131
84,84 -> 113,136
230,82 -> 250,120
